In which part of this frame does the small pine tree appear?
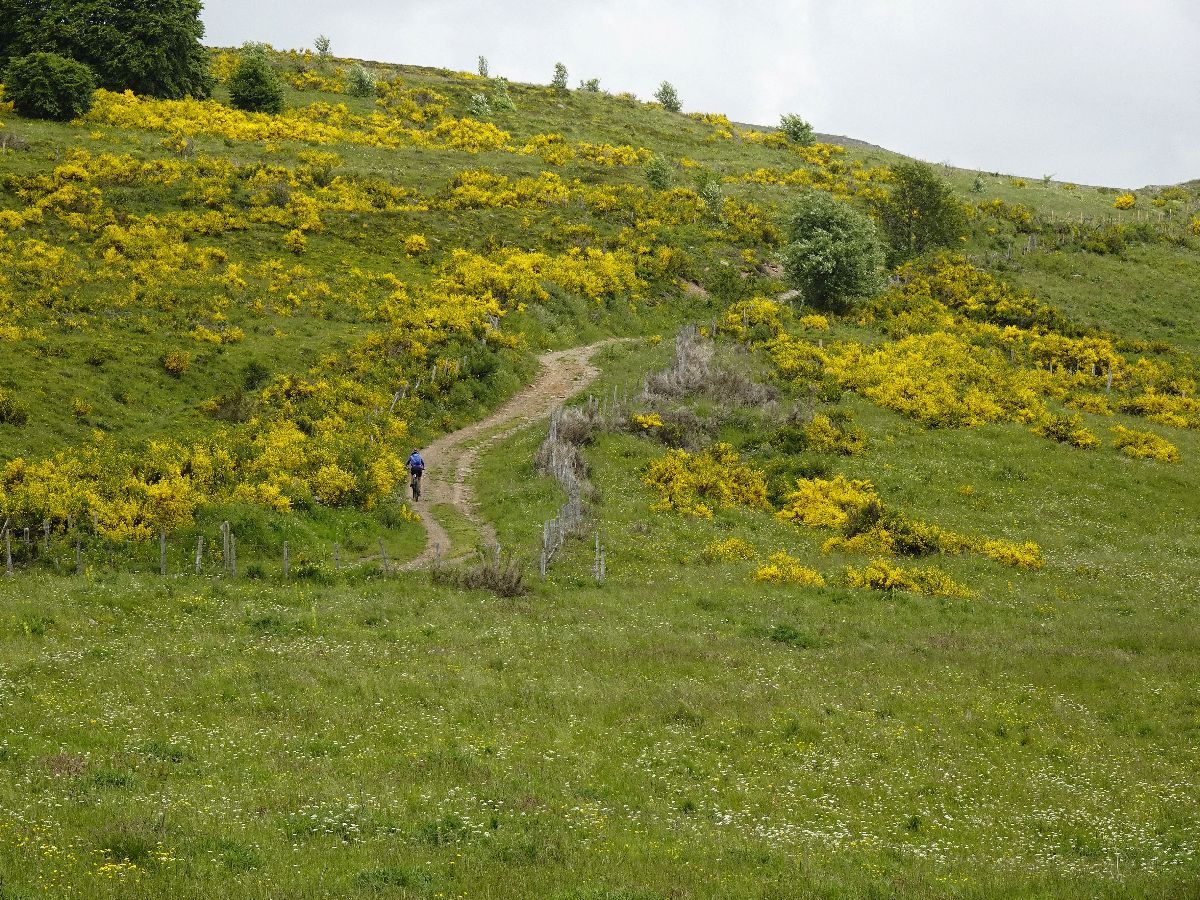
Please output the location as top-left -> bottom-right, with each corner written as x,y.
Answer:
644,156 -> 672,191
346,63 -> 375,98
477,55 -> 489,78
228,48 -> 284,114
552,62 -> 568,91
3,52 -> 96,121
779,113 -> 815,145
654,80 -> 681,112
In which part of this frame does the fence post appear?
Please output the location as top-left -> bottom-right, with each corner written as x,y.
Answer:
75,541 -> 82,576
3,529 -> 11,577
229,533 -> 237,578
378,539 -> 390,574
283,541 -> 289,579
195,535 -> 204,575
43,521 -> 50,554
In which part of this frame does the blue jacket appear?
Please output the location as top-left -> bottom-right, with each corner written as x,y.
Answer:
408,452 -> 425,472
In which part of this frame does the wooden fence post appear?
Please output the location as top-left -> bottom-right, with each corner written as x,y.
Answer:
229,533 -> 236,578
3,529 -> 12,577
378,539 -> 390,575
195,535 -> 204,575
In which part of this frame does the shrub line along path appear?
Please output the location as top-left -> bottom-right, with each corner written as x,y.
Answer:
399,339 -> 620,571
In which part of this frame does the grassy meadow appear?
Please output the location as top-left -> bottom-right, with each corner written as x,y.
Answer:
0,46 -> 1198,899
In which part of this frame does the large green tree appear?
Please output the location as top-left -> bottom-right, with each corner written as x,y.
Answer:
0,0 -> 212,99
782,191 -> 886,312
874,161 -> 968,264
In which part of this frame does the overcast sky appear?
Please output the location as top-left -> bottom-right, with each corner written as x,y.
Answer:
201,0 -> 1198,188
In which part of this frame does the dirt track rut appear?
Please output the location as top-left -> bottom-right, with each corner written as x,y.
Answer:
399,340 -> 617,571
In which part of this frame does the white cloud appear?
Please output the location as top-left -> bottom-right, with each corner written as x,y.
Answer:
201,0 -> 1198,186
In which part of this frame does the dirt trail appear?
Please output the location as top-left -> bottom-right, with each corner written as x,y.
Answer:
399,340 -> 618,571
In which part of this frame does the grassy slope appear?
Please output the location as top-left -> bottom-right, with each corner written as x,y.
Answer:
0,53 -> 1198,898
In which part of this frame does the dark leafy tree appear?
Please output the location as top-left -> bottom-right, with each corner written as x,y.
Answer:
0,0 -> 212,99
3,52 -> 96,120
875,161 -> 968,264
228,49 -> 284,114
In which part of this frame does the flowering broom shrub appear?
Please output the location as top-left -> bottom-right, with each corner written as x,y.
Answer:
846,559 -> 975,599
753,552 -> 826,586
700,537 -> 757,562
1111,425 -> 1181,462
643,443 -> 768,518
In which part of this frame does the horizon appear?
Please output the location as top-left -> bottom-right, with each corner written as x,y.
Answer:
199,0 -> 1200,189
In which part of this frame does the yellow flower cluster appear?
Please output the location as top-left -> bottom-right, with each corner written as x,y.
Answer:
845,559 -> 975,599
631,413 -> 664,430
643,443 -> 768,518
776,475 -> 877,529
802,413 -> 867,456
438,247 -> 643,307
1111,425 -> 1181,462
573,143 -> 652,166
753,552 -> 826,586
700,536 -> 757,562
440,169 -> 570,209
1113,193 -> 1136,210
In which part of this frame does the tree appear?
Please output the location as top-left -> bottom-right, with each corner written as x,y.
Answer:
313,35 -> 331,57
3,52 -> 96,120
654,80 -> 681,112
0,0 -> 212,99
579,78 -> 600,93
874,161 -> 968,264
228,49 -> 284,114
779,113 -> 814,145
782,191 -> 886,312
552,62 -> 568,91
346,63 -> 375,98
477,55 -> 489,78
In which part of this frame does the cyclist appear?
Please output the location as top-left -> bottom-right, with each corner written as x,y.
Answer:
406,448 -> 425,501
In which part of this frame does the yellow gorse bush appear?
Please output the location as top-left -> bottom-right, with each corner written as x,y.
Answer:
700,537 -> 757,562
753,552 -> 826,586
776,475 -> 877,529
1111,425 -> 1181,462
845,559 -> 975,599
643,444 -> 768,519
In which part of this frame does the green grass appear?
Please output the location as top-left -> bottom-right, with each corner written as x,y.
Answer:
1,341 -> 1198,897
1,45 -> 1199,899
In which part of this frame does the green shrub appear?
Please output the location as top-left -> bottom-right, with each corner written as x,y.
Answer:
0,388 -> 29,426
644,155 -> 672,191
579,78 -> 601,93
779,113 -> 814,145
654,80 -> 681,112
228,49 -> 284,114
782,190 -> 886,311
477,56 -> 489,78
3,52 -> 95,121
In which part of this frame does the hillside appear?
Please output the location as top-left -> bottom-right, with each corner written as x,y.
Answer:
0,45 -> 1198,899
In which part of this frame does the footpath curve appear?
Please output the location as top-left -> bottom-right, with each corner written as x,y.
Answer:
399,340 -> 618,571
